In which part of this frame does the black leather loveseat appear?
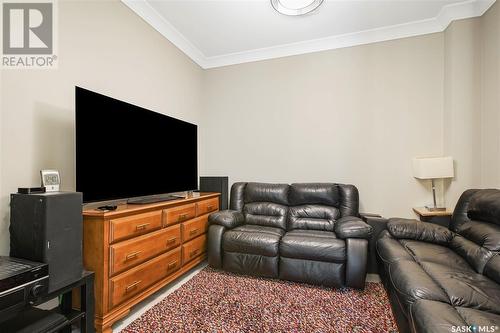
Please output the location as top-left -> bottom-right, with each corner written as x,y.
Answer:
207,182 -> 373,288
377,189 -> 500,333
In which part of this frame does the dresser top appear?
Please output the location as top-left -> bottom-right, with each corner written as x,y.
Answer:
83,192 -> 220,218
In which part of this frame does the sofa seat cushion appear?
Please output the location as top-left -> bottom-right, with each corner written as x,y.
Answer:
223,225 -> 284,257
456,307 -> 500,327
411,300 -> 468,333
411,300 -> 500,333
282,229 -> 337,239
388,260 -> 449,312
379,236 -> 500,316
399,239 -> 473,272
280,230 -> 345,263
421,261 -> 500,314
232,225 -> 285,237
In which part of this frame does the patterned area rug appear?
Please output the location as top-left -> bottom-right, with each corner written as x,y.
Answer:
122,267 -> 398,333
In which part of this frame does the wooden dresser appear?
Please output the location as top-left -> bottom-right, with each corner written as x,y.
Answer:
82,193 -> 219,333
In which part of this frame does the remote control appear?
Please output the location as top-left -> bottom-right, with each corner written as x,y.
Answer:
96,205 -> 117,211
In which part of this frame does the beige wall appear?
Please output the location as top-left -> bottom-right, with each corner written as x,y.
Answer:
0,1 -> 203,255
201,34 -> 445,218
481,2 -> 500,188
443,17 -> 482,207
443,2 -> 500,207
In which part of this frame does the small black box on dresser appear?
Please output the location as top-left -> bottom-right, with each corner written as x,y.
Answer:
10,192 -> 83,292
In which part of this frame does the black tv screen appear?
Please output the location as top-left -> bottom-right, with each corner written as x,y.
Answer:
75,87 -> 198,203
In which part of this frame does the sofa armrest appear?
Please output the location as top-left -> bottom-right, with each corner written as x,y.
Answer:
387,218 -> 454,245
335,216 -> 373,239
208,210 -> 244,229
359,214 -> 388,274
345,238 -> 369,289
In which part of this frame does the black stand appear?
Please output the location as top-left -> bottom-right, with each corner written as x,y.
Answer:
0,271 -> 95,333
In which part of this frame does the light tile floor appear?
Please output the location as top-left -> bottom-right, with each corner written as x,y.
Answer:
366,273 -> 381,283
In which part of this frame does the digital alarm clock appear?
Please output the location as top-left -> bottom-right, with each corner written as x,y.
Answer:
40,170 -> 60,192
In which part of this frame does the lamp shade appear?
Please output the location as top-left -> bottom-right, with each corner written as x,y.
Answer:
412,156 -> 454,179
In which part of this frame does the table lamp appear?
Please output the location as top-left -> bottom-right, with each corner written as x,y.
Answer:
412,156 -> 454,211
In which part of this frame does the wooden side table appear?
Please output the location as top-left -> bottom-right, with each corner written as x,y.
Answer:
413,207 -> 453,228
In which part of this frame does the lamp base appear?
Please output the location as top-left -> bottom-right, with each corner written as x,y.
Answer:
425,206 -> 447,212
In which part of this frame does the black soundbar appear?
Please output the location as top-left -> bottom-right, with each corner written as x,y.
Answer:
127,194 -> 185,205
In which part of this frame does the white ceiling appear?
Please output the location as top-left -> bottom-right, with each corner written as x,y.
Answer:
122,0 -> 496,68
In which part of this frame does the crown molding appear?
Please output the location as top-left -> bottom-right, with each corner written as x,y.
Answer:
122,0 -> 496,69
121,0 -> 208,68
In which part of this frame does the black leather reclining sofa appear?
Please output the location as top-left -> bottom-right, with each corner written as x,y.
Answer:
377,189 -> 500,333
207,182 -> 373,288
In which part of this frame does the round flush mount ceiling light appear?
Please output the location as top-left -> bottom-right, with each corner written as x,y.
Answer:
271,0 -> 324,16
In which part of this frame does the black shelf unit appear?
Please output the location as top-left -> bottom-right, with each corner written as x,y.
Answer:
0,271 -> 94,333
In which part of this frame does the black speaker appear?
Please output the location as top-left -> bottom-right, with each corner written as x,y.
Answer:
10,192 -> 83,292
200,177 -> 228,210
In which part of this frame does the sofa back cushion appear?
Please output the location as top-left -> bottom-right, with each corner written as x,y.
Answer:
467,189 -> 500,226
288,183 -> 339,206
241,183 -> 289,229
244,203 -> 288,229
288,205 -> 340,231
449,189 -> 500,277
244,182 -> 289,206
229,182 -> 359,231
287,183 -> 359,231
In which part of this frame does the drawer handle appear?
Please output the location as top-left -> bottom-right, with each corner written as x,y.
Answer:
167,261 -> 177,270
178,213 -> 188,221
125,280 -> 141,293
189,249 -> 200,258
167,237 -> 177,245
125,251 -> 141,261
135,223 -> 150,231
189,228 -> 199,235
207,205 -> 214,211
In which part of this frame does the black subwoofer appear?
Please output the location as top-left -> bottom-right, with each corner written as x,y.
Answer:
200,177 -> 228,210
10,192 -> 83,292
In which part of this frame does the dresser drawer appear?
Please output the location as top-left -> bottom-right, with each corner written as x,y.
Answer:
196,198 -> 219,216
163,203 -> 196,226
109,225 -> 181,276
109,211 -> 162,243
109,248 -> 181,308
182,234 -> 207,264
182,215 -> 208,242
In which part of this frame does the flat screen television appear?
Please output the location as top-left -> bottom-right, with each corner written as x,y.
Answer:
75,87 -> 198,203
